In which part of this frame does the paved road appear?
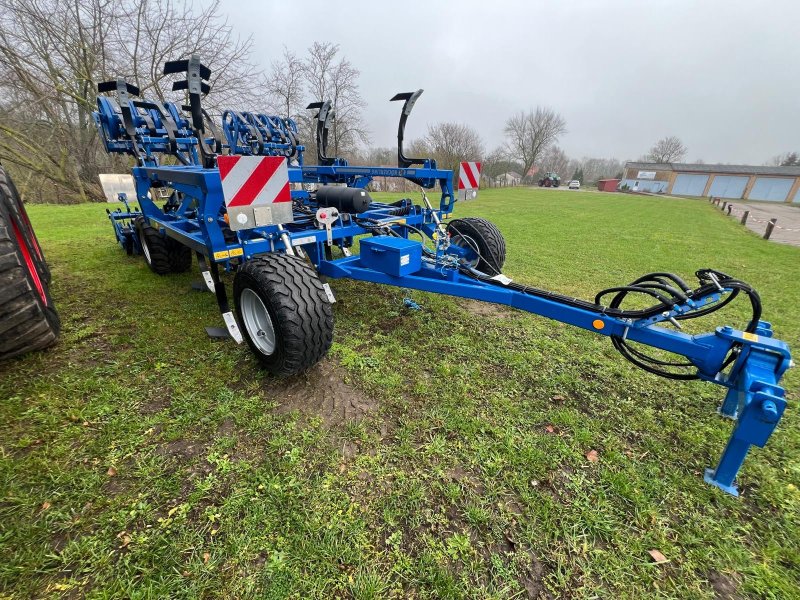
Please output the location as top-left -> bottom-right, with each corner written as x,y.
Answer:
722,201 -> 800,247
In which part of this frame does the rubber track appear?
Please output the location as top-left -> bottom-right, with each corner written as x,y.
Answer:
447,217 -> 506,274
0,166 -> 50,284
235,254 -> 333,375
0,204 -> 59,359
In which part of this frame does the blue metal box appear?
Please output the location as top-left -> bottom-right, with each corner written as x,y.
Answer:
359,236 -> 422,277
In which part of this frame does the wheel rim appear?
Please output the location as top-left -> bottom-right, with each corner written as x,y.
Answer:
449,232 -> 481,268
240,288 -> 276,355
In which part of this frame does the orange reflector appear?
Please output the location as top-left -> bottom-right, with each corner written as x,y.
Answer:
592,319 -> 604,330
223,213 -> 230,225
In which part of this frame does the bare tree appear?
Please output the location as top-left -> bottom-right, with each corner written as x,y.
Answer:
503,107 -> 567,180
301,42 -> 369,160
537,145 -> 570,179
645,136 -> 687,163
0,0 -> 261,202
266,46 -> 304,120
423,122 -> 484,174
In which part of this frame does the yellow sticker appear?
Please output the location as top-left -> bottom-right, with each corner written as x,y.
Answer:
743,332 -> 759,342
229,247 -> 244,258
213,250 -> 230,261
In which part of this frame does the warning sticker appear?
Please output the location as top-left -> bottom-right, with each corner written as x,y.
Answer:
213,250 -> 230,261
229,247 -> 244,257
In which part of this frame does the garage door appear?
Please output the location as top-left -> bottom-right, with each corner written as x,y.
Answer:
671,174 -> 709,196
708,176 -> 749,199
748,178 -> 794,202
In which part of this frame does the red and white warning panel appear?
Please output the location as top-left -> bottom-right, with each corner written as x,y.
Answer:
458,161 -> 481,201
217,155 -> 293,230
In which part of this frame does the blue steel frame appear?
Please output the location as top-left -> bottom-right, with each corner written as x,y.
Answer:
92,79 -> 791,497
122,162 -> 791,497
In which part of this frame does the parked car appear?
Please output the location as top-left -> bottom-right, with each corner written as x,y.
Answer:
568,180 -> 581,190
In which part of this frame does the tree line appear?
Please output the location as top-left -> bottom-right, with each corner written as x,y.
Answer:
3,0 -> 789,203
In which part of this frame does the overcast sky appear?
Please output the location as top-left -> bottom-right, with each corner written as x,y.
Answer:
222,0 -> 800,165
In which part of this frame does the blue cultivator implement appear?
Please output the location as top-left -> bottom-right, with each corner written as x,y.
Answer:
93,56 -> 792,496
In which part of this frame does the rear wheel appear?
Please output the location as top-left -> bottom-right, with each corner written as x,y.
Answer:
134,216 -> 192,274
233,253 -> 334,376
0,182 -> 60,361
447,217 -> 506,275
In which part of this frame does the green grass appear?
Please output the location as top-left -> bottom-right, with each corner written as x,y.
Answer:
1,188 -> 798,599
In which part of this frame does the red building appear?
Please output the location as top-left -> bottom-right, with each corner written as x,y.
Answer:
597,178 -> 621,192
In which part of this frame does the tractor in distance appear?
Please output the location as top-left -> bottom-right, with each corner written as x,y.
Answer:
538,172 -> 561,187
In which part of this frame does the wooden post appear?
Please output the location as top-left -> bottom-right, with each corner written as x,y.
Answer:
740,210 -> 749,225
722,201 -> 727,211
764,218 -> 777,240
726,204 -> 732,215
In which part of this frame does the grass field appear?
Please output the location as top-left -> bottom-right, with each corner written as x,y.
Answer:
1,188 -> 798,599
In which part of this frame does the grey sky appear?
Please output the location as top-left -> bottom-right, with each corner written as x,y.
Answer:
223,0 -> 800,165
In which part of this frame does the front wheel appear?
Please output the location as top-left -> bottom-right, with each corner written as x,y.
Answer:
446,217 -> 506,275
233,254 -> 334,376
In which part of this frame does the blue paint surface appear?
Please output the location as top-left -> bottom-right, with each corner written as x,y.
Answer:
749,178 -> 794,202
672,174 -> 709,196
708,176 -> 749,199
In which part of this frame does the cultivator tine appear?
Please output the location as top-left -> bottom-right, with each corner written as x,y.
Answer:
163,55 -> 218,167
171,80 -> 211,95
97,79 -> 140,99
306,100 -> 335,165
391,90 -> 428,168
191,251 -> 216,294
162,58 -> 210,81
96,78 -> 143,160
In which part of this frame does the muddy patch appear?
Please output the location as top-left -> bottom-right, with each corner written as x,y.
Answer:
265,358 -> 377,426
707,570 -> 741,599
155,439 -> 205,461
460,299 -> 515,319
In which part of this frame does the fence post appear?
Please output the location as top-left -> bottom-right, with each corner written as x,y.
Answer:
740,210 -> 749,225
726,204 -> 732,215
722,201 -> 727,211
764,218 -> 777,240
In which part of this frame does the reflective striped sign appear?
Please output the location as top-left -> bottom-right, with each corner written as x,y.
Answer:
458,161 -> 481,201
218,156 -> 290,207
217,156 -> 293,230
458,161 -> 481,191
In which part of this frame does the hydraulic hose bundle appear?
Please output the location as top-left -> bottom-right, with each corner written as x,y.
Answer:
451,232 -> 762,379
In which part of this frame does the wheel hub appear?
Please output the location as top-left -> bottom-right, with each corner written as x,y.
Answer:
240,288 -> 276,355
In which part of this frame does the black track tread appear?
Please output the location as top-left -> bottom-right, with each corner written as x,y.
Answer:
447,216 -> 507,274
0,165 -> 51,284
234,253 -> 334,376
135,216 -> 171,275
0,204 -> 59,360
